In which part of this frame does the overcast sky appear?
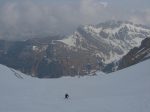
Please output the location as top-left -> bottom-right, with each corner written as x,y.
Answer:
0,0 -> 150,40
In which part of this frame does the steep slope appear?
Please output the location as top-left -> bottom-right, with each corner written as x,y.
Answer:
0,21 -> 150,77
0,36 -> 64,78
58,21 -> 150,64
0,59 -> 150,112
118,38 -> 150,70
104,37 -> 150,73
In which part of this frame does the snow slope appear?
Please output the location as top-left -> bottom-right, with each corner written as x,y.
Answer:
0,60 -> 150,112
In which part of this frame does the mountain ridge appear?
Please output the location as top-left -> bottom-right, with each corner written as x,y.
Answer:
58,20 -> 150,63
0,20 -> 150,78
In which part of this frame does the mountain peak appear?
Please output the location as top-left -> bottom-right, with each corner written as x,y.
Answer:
60,21 -> 150,64
0,21 -> 150,78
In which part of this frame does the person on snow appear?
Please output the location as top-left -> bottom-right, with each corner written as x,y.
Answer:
65,93 -> 69,99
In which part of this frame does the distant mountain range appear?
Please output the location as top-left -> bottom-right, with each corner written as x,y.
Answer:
0,20 -> 150,78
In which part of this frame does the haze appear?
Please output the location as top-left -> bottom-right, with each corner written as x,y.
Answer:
0,0 -> 150,40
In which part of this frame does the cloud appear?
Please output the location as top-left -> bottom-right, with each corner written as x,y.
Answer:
129,9 -> 150,25
0,0 -> 149,40
99,1 -> 108,8
0,0 -> 110,40
1,2 -> 19,27
79,0 -> 107,23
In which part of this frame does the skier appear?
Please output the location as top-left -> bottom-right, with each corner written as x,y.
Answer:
65,93 -> 69,99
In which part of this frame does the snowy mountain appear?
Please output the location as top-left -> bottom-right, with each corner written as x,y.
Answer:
118,38 -> 150,70
58,21 -> 150,64
0,59 -> 150,112
103,37 -> 150,73
0,21 -> 150,77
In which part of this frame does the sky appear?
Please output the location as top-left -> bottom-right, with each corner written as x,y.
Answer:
0,0 -> 150,40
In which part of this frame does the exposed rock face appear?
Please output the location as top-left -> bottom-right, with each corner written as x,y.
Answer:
0,36 -> 64,78
118,38 -> 150,70
0,21 -> 150,78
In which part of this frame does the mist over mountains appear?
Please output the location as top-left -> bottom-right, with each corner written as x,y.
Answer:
0,0 -> 109,40
0,0 -> 150,40
0,20 -> 150,78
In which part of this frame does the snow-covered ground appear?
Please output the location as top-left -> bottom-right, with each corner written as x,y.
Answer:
0,60 -> 150,112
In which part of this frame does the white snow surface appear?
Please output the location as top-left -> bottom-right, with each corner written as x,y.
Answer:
0,60 -> 150,112
58,35 -> 76,47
